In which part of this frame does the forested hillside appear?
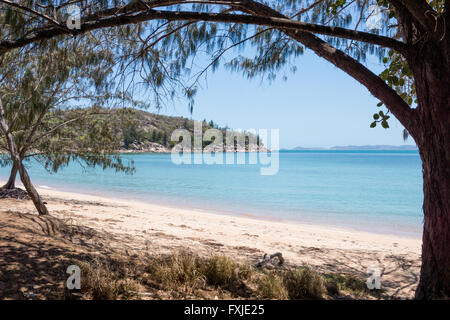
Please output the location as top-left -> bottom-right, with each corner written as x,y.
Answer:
78,108 -> 265,152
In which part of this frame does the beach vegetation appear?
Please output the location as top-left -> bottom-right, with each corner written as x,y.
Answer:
0,208 -> 386,300
0,37 -> 136,214
255,272 -> 289,299
283,267 -> 327,299
72,260 -> 139,300
323,273 -> 369,297
74,251 -> 371,300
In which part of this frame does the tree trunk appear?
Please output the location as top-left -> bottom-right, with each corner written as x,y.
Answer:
415,133 -> 450,299
411,40 -> 450,299
0,97 -> 49,215
1,163 -> 18,189
15,158 -> 49,216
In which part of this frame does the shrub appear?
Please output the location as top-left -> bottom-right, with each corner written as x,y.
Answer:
282,267 -> 326,300
146,251 -> 206,293
76,260 -> 138,300
201,255 -> 240,287
145,252 -> 253,295
256,272 -> 289,299
323,273 -> 368,296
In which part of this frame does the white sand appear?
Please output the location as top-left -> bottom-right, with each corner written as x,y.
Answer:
0,183 -> 422,298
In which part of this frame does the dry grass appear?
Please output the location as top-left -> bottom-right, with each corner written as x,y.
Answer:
63,251 -> 368,300
143,251 -> 253,297
256,272 -> 289,299
201,255 -> 252,287
283,267 -> 327,299
0,209 -> 378,300
141,251 -> 331,300
255,267 -> 326,300
70,259 -> 140,300
145,251 -> 207,293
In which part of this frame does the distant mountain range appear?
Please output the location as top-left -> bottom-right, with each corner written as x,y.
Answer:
285,145 -> 418,151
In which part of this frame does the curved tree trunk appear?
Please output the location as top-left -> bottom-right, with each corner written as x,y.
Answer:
0,98 -> 49,216
15,158 -> 49,215
1,163 -> 18,189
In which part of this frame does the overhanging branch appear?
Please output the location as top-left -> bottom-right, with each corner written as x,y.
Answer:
0,8 -> 408,54
0,1 -> 416,130
238,0 -> 417,132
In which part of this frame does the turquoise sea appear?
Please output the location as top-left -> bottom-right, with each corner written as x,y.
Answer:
0,150 -> 424,238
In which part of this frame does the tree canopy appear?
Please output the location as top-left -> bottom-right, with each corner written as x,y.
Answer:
0,0 -> 444,122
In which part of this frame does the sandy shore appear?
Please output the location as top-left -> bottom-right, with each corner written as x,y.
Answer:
0,184 -> 422,299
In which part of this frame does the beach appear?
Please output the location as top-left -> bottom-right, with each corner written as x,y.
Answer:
0,184 -> 422,299
0,151 -> 424,238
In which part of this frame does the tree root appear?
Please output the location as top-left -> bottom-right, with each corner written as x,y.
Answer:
0,187 -> 30,200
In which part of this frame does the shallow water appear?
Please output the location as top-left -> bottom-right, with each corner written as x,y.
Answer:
0,150 -> 423,238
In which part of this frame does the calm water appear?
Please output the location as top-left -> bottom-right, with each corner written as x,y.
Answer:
0,150 -> 424,238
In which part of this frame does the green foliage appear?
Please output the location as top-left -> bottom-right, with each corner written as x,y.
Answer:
0,35 -> 134,175
92,108 -> 259,151
371,0 -> 443,130
282,267 -> 327,299
375,50 -> 416,128
123,124 -> 141,148
370,110 -> 390,129
256,272 -> 289,299
31,107 -> 134,174
0,1 -> 399,111
2,1 -> 445,139
323,273 -> 368,297
201,255 -> 251,288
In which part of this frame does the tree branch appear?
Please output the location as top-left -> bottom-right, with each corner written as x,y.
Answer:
29,111 -> 108,146
0,0 -> 65,30
0,1 -> 416,130
238,0 -> 417,132
0,8 -> 408,54
0,96 -> 19,160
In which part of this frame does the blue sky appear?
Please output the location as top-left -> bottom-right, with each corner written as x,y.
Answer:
154,50 -> 411,149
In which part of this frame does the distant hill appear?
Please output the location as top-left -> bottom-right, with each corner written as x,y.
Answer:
288,145 -> 418,151
97,108 -> 266,153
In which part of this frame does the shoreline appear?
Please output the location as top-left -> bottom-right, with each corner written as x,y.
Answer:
4,178 -> 422,240
0,182 -> 422,298
46,186 -> 422,239
1,177 -> 422,239
3,180 -> 422,245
